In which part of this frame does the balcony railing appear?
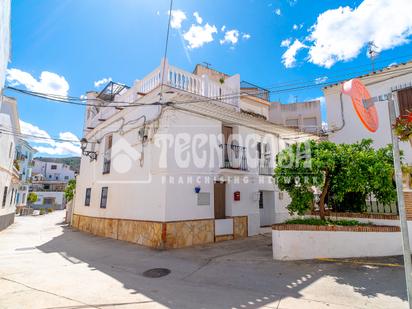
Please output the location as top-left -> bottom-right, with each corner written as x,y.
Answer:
259,158 -> 273,176
220,144 -> 248,171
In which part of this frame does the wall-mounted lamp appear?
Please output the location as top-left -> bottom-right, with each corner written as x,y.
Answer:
80,138 -> 98,161
194,186 -> 201,194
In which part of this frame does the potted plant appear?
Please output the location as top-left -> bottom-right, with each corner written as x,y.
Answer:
393,111 -> 412,146
402,165 -> 412,189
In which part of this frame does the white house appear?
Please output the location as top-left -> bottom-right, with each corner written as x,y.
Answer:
32,160 -> 75,182
325,61 -> 412,163
0,96 -> 20,230
29,180 -> 67,210
15,139 -> 36,210
269,100 -> 322,134
72,60 -> 316,249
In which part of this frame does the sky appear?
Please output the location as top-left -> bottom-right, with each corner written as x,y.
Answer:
5,0 -> 412,157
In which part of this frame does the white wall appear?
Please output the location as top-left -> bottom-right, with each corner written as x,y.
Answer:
325,64 -> 412,163
272,229 -> 402,260
33,191 -> 64,206
32,161 -> 75,182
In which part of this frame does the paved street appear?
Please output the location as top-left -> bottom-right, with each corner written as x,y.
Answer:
0,211 -> 408,309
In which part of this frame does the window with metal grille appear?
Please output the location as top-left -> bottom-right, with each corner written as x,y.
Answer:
85,188 -> 91,206
100,187 -> 108,208
2,187 -> 8,207
103,135 -> 112,174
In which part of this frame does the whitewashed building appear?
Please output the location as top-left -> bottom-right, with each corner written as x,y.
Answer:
72,60 -> 315,248
15,139 -> 36,210
269,100 -> 322,134
0,96 -> 20,230
32,160 -> 75,182
325,61 -> 412,163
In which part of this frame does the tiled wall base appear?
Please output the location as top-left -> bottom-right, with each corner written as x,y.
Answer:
72,214 -> 248,249
0,212 -> 14,231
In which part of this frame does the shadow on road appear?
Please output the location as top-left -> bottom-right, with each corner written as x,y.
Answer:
36,220 -> 407,309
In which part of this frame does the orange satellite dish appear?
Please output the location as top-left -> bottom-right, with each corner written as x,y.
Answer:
341,78 -> 379,132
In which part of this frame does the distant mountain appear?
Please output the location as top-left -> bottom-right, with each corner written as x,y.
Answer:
35,157 -> 81,173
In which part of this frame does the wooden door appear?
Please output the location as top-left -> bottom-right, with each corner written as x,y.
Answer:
222,126 -> 233,144
214,182 -> 226,219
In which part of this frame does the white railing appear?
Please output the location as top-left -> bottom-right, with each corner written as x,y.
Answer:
166,65 -> 204,96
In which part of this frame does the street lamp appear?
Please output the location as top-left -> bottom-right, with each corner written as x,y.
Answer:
80,138 -> 98,161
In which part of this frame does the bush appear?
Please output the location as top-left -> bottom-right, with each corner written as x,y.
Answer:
284,218 -> 371,226
47,208 -> 53,213
39,208 -> 45,215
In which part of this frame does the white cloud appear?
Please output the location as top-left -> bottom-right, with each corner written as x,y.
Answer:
280,38 -> 291,47
183,23 -> 217,49
169,9 -> 187,29
281,39 -> 307,68
156,10 -> 160,16
220,29 -> 240,45
6,68 -> 69,96
315,76 -> 328,84
288,0 -> 298,6
193,11 -> 202,24
274,8 -> 281,16
292,23 -> 303,31
79,94 -> 87,100
20,120 -> 80,156
94,77 -> 112,88
221,25 -> 226,32
242,33 -> 251,40
306,0 -> 412,68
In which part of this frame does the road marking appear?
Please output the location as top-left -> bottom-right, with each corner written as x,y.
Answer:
317,258 -> 403,268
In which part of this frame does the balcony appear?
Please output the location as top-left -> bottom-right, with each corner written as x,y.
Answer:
219,144 -> 248,171
259,158 -> 273,176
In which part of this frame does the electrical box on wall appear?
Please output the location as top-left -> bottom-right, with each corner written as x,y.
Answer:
234,191 -> 240,201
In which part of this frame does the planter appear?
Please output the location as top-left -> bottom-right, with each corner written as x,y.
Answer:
272,224 -> 401,260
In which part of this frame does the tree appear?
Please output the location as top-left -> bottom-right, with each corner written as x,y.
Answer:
27,192 -> 38,205
274,139 -> 396,220
64,179 -> 76,202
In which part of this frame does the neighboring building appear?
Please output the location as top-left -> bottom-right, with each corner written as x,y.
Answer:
0,0 -> 11,95
268,100 -> 322,134
32,160 -> 75,182
324,61 -> 412,163
30,160 -> 75,210
15,139 -> 36,210
29,180 -> 67,210
73,59 -> 315,249
0,96 -> 20,230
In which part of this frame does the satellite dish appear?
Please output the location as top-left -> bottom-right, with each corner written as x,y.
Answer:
341,78 -> 379,132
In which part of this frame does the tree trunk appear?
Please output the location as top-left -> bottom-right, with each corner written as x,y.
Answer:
318,172 -> 330,220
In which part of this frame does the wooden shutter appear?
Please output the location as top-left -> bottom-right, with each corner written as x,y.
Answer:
398,88 -> 412,116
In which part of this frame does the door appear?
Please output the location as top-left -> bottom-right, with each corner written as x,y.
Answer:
259,191 -> 275,227
214,182 -> 226,219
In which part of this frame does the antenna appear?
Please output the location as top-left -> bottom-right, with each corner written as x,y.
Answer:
368,41 -> 379,72
202,62 -> 211,69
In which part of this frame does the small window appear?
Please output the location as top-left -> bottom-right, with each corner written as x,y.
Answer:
85,188 -> 91,206
259,191 -> 264,209
10,188 -> 14,206
9,142 -> 13,158
103,135 -> 113,174
100,187 -> 108,208
2,186 -> 8,207
51,165 -> 57,170
64,176 -> 69,180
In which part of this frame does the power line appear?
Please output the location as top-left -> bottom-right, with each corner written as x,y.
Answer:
0,127 -> 80,143
159,0 -> 174,103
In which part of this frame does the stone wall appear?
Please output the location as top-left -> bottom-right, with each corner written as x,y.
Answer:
0,212 -> 14,231
72,214 -> 248,249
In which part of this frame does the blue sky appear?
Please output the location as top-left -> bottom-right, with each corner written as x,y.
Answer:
6,0 -> 412,156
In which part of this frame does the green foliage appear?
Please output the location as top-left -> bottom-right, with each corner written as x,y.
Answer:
393,113 -> 412,141
284,218 -> 371,226
64,179 -> 76,202
47,208 -> 53,213
27,192 -> 38,204
274,139 -> 396,218
39,208 -> 45,215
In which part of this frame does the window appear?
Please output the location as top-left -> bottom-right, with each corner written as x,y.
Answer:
103,135 -> 113,174
51,165 -> 57,170
2,187 -> 8,207
100,187 -> 108,208
10,189 -> 14,206
259,191 -> 264,209
398,87 -> 412,116
64,176 -> 69,180
85,188 -> 91,206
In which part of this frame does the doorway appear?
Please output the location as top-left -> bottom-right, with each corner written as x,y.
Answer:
214,182 -> 226,219
259,191 -> 275,227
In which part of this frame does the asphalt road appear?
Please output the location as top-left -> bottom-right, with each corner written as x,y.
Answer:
0,211 -> 408,309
